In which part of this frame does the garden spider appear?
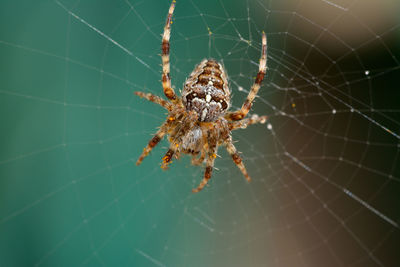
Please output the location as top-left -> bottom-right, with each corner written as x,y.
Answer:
135,0 -> 267,192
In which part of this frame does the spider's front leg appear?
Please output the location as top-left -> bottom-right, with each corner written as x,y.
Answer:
161,110 -> 198,169
136,119 -> 173,165
226,32 -> 267,121
192,143 -> 218,193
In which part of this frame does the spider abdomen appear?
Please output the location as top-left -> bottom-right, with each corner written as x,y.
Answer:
182,59 -> 231,122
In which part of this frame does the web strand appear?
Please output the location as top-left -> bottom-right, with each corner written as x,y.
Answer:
0,0 -> 399,266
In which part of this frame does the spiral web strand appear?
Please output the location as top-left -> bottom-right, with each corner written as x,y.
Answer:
0,0 -> 399,266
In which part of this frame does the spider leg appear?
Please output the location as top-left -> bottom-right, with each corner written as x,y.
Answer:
226,32 -> 267,121
191,149 -> 206,166
136,120 -> 171,166
161,110 -> 199,169
161,147 -> 176,169
161,0 -> 179,103
134,91 -> 173,111
229,114 -> 267,131
192,145 -> 218,193
225,137 -> 251,182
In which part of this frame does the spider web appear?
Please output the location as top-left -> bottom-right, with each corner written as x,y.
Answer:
1,0 -> 399,266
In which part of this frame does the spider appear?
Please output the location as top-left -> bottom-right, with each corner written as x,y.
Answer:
135,0 -> 267,193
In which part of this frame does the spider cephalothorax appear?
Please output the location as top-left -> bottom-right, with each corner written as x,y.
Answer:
135,1 -> 267,193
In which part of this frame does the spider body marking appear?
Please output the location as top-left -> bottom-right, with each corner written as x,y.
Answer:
183,59 -> 230,122
135,0 -> 268,193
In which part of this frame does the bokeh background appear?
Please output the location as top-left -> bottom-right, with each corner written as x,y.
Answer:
1,0 -> 399,266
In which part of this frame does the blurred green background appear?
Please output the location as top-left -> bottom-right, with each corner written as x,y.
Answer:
1,0 -> 399,266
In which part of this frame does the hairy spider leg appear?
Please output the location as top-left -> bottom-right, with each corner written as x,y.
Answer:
161,127 -> 184,169
161,110 -> 198,169
192,144 -> 218,193
161,148 -> 175,169
136,120 -> 172,165
226,32 -> 267,121
191,147 -> 206,166
225,138 -> 251,182
191,152 -> 204,166
229,115 -> 268,131
160,134 -> 180,169
134,91 -> 172,111
161,1 -> 179,103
